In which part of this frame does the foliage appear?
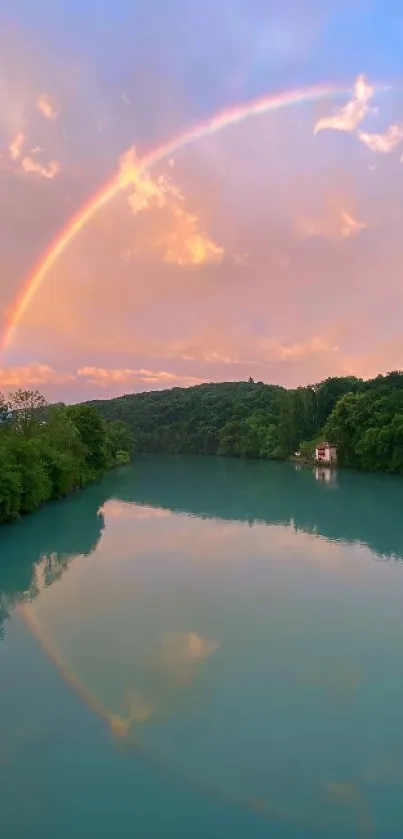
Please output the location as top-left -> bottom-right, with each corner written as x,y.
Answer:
66,404 -> 109,476
8,389 -> 47,433
324,384 -> 403,473
87,372 -> 403,474
106,420 -> 135,466
87,382 -> 286,458
0,390 -> 134,524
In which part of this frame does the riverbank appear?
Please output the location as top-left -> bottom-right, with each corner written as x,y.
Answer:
290,455 -> 338,469
0,394 -> 134,525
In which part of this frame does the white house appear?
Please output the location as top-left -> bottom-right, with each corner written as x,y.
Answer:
315,441 -> 337,463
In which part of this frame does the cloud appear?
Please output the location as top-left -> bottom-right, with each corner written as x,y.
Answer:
118,147 -> 224,266
314,74 -> 373,135
0,364 -> 207,394
5,130 -> 60,179
259,335 -> 339,361
156,204 -> 224,266
357,123 -> 403,154
118,147 -> 180,206
297,209 -> 367,241
8,131 -> 25,161
160,631 -> 219,666
20,156 -> 61,179
37,94 -> 59,120
0,364 -> 74,389
77,366 -> 205,387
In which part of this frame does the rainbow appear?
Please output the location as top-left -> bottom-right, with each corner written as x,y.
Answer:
2,82 -> 350,352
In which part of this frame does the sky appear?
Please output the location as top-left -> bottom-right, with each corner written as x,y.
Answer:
1,0 -> 403,401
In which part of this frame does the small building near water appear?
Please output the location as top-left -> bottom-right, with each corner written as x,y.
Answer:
315,441 -> 337,464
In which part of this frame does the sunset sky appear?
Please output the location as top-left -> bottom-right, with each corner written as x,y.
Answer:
1,0 -> 403,401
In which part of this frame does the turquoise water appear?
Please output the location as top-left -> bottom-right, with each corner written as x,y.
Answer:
1,455 -> 403,837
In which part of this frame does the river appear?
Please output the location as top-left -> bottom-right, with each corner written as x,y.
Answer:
1,455 -> 403,838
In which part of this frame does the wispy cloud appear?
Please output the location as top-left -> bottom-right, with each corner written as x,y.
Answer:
8,131 -> 25,161
0,364 -> 205,393
0,364 -> 74,389
314,74 -> 373,135
156,204 -> 224,266
118,147 -> 224,266
297,208 -> 367,241
5,129 -> 61,179
37,93 -> 59,120
314,75 -> 403,159
21,156 -> 61,179
259,335 -> 339,361
357,123 -> 403,154
76,366 -> 205,387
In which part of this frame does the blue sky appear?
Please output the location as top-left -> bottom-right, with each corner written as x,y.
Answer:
4,1 -> 403,115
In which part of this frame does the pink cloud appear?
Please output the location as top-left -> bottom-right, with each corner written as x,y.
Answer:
8,131 -> 25,161
297,208 -> 367,241
357,123 -> 403,154
259,335 -> 339,361
314,74 -> 373,135
0,363 -> 206,397
77,366 -> 205,387
118,147 -> 224,266
0,364 -> 74,390
21,156 -> 61,179
37,94 -> 59,120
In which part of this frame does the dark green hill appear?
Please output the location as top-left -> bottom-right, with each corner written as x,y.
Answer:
85,372 -> 403,472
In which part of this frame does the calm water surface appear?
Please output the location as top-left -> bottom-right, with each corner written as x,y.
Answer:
1,456 -> 403,838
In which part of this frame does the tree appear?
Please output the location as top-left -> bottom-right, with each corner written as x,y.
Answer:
106,420 -> 135,465
0,391 -> 10,424
67,404 -> 108,475
0,390 -> 130,524
9,389 -> 47,433
325,389 -> 403,473
0,452 -> 21,522
7,436 -> 52,513
38,406 -> 88,496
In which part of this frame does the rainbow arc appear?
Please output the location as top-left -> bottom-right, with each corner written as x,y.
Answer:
2,82 -> 349,352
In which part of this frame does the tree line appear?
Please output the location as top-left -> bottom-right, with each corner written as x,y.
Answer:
0,389 -> 134,524
87,371 -> 403,473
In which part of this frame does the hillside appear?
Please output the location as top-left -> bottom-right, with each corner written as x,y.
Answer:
85,373 -> 403,472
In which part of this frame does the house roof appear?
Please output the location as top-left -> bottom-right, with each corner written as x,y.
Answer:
315,441 -> 335,449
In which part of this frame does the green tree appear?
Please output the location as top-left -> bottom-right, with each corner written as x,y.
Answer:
7,436 -> 52,513
106,420 -> 135,465
67,405 -> 108,475
38,406 -> 88,496
9,389 -> 47,434
0,391 -> 10,423
0,446 -> 21,522
325,389 -> 403,473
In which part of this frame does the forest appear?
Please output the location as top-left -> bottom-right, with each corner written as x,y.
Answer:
87,371 -> 403,473
0,389 -> 134,523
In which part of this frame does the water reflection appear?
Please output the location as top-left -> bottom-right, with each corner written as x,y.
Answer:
1,456 -> 403,834
1,455 -> 403,640
314,466 -> 338,487
0,480 -> 106,637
